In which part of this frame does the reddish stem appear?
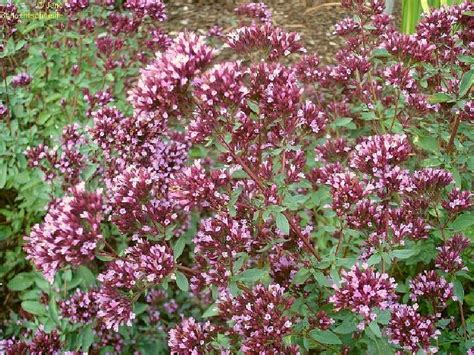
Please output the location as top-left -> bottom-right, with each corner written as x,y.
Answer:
446,114 -> 461,154
220,139 -> 321,261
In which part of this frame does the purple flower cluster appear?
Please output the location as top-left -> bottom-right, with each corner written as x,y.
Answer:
64,0 -> 89,14
11,72 -> 32,88
297,100 -> 327,134
108,166 -> 178,234
409,270 -> 456,309
25,124 -> 86,187
386,303 -> 440,354
330,264 -> 397,328
168,317 -> 217,354
98,239 -> 174,289
435,234 -> 470,273
349,134 -> 411,175
59,288 -> 98,323
169,160 -> 230,212
442,188 -> 472,214
234,2 -> 272,24
0,103 -> 8,119
189,62 -> 248,142
128,32 -> 216,118
0,1 -> 20,36
24,183 -> 104,282
1,328 -> 61,354
96,286 -> 135,331
124,0 -> 166,21
227,23 -> 305,60
218,284 -> 295,353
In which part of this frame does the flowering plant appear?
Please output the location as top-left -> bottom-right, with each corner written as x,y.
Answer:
1,0 -> 473,354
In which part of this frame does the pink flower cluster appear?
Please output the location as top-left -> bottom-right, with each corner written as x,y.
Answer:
227,23 -> 305,60
96,286 -> 136,331
59,288 -> 98,324
168,317 -> 218,354
169,160 -> 230,212
25,123 -> 86,187
330,264 -> 397,328
128,32 -> 216,118
108,166 -> 179,235
234,2 -> 272,24
24,183 -> 104,282
218,284 -> 295,353
435,234 -> 470,273
386,303 -> 440,354
0,328 -> 61,354
11,72 -> 32,88
124,0 -> 166,21
409,270 -> 456,309
98,239 -> 174,289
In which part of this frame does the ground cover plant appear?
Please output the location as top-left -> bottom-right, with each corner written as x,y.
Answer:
0,0 -> 473,353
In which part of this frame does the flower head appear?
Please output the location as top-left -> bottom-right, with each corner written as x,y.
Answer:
168,317 -> 217,353
96,286 -> 135,331
409,270 -> 456,309
387,303 -> 440,354
329,264 -> 397,325
24,183 -> 104,282
218,284 -> 295,353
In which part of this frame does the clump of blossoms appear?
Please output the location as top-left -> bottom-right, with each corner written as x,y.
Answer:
168,317 -> 218,354
0,328 -> 62,354
218,284 -> 296,353
24,183 -> 104,282
234,2 -> 272,24
16,0 -> 474,354
435,234 -> 471,273
11,72 -> 32,88
409,270 -> 456,310
98,239 -> 174,289
96,286 -> 136,331
59,288 -> 98,324
330,264 -> 397,329
386,303 -> 441,354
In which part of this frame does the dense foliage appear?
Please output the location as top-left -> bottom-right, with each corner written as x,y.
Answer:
1,0 -> 473,353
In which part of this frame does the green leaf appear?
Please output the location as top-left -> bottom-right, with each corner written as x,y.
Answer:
332,117 -> 353,127
175,271 -> 189,292
49,296 -> 59,324
428,92 -> 453,104
202,303 -> 219,318
414,135 -> 438,153
367,253 -> 381,266
453,279 -> 464,302
21,301 -> 47,316
7,273 -> 34,291
459,69 -> 474,97
77,266 -> 96,287
368,321 -> 382,338
372,48 -> 390,58
309,329 -> 342,345
134,302 -> 148,315
450,213 -> 474,231
236,268 -> 267,283
292,268 -> 310,285
81,324 -> 95,352
0,165 -> 7,189
459,55 -> 474,64
334,318 -> 357,334
173,237 -> 186,260
274,212 -> 290,235
391,249 -> 418,260
247,100 -> 259,114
